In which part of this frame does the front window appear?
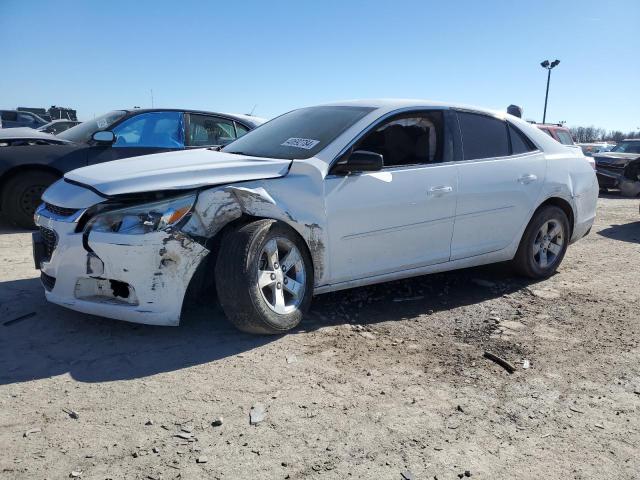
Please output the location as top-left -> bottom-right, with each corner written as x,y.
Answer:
222,106 -> 374,159
611,141 -> 640,154
112,111 -> 184,148
355,112 -> 446,166
59,110 -> 126,143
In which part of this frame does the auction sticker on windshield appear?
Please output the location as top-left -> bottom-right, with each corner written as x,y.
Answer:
281,138 -> 320,150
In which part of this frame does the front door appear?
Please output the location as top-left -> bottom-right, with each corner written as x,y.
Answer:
87,111 -> 185,165
324,110 -> 458,284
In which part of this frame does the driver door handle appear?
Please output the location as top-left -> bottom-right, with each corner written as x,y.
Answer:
428,185 -> 453,196
518,174 -> 538,184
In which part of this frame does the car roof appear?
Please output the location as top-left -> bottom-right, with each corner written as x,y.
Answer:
118,108 -> 266,127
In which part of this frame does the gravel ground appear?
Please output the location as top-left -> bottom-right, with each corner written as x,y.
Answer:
1,195 -> 639,480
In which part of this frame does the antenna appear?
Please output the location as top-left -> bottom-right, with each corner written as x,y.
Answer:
248,104 -> 257,116
150,89 -> 154,108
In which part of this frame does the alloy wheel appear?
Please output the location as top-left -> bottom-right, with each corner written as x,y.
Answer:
532,220 -> 564,269
257,237 -> 306,315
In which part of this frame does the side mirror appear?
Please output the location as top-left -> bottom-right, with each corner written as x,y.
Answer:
332,150 -> 384,175
92,131 -> 115,144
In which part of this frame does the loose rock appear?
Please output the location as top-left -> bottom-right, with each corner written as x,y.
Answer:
250,403 -> 266,425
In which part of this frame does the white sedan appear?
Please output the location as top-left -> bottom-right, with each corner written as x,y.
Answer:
33,100 -> 598,333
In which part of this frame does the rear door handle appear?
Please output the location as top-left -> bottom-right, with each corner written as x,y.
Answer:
428,185 -> 453,196
517,174 -> 538,184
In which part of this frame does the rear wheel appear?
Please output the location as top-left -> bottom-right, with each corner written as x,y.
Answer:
513,205 -> 570,279
215,219 -> 314,334
1,171 -> 59,229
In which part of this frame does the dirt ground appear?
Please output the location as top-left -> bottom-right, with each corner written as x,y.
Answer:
0,195 -> 638,480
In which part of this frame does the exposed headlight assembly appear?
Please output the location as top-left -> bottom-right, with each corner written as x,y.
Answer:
87,193 -> 196,235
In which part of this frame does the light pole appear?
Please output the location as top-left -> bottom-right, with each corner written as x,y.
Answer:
540,59 -> 560,124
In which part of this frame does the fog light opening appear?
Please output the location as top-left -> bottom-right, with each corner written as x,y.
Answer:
109,280 -> 130,299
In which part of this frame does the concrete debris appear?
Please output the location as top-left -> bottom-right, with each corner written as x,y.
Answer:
152,447 -> 160,454
145,419 -> 154,426
23,427 -> 41,437
529,288 -> 560,300
174,432 -> 193,440
401,470 -> 415,480
522,359 -> 530,369
196,456 -> 208,463
250,403 -> 266,425
69,471 -> 82,478
211,416 -> 223,427
286,355 -> 298,364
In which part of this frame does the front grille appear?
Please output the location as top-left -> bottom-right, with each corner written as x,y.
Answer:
44,202 -> 79,217
39,227 -> 58,260
40,272 -> 56,291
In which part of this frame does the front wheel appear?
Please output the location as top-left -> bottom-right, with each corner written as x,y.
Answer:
512,205 -> 570,279
1,171 -> 59,229
215,219 -> 314,334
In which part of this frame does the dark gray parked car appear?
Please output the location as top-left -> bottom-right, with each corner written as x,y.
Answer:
0,110 -> 48,129
0,108 -> 264,228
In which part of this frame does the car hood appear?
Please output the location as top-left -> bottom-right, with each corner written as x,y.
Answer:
64,149 -> 293,196
0,127 -> 73,143
594,152 -> 640,164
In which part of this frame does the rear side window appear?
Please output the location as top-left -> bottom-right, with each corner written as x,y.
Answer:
508,124 -> 536,154
555,130 -> 574,145
187,115 -> 237,147
458,112 -> 509,160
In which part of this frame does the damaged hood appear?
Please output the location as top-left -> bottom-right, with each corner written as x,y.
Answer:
64,149 -> 292,196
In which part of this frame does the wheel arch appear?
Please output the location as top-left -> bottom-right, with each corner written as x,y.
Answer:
185,212 -> 318,302
532,196 -> 575,237
0,164 -> 63,203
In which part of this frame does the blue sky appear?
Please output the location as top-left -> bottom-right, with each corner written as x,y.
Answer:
1,0 -> 638,131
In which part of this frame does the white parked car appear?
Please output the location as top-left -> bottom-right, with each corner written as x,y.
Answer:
33,100 -> 598,334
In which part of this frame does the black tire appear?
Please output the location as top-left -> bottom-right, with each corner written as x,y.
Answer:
215,219 -> 314,334
512,205 -> 570,279
1,171 -> 59,229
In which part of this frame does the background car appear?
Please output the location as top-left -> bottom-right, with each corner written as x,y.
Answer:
0,109 -> 49,129
0,108 -> 265,228
593,139 -> 640,192
535,123 -> 575,145
577,142 -> 616,157
37,119 -> 81,135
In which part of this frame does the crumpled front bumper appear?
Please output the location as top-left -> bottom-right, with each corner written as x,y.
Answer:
34,206 -> 208,326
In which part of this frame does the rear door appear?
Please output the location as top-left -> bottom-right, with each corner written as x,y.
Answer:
451,112 -> 545,260
325,110 -> 459,283
87,111 -> 185,165
185,114 -> 246,148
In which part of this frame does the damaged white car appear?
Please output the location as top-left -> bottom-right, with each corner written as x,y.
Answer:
33,100 -> 598,333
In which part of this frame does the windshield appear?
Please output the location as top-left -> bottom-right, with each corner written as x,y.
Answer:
222,106 -> 375,159
58,110 -> 127,143
611,141 -> 640,154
